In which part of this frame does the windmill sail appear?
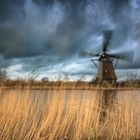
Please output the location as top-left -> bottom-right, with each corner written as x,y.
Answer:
103,30 -> 113,52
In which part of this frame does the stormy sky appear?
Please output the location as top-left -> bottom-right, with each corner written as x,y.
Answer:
0,0 -> 140,80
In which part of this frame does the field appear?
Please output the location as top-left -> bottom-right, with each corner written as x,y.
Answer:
0,86 -> 140,140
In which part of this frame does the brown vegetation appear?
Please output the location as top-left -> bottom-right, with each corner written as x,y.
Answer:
0,88 -> 140,140
1,79 -> 140,90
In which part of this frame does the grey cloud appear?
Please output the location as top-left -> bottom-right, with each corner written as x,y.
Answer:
0,0 -> 140,79
0,0 -> 25,22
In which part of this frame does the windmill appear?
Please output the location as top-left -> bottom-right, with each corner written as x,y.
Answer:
80,30 -> 133,84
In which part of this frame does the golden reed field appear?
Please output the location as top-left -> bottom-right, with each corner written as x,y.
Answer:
0,86 -> 140,140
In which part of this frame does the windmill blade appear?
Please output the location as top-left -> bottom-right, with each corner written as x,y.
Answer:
103,30 -> 113,52
110,51 -> 134,61
79,50 -> 100,58
91,59 -> 99,67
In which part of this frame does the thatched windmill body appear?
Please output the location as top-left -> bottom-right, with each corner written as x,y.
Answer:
96,52 -> 117,84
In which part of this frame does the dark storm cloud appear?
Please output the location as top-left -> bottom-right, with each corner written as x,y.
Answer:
0,0 -> 88,61
0,0 -> 140,78
0,0 -> 25,22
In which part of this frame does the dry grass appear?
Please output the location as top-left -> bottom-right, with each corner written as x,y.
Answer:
0,88 -> 140,140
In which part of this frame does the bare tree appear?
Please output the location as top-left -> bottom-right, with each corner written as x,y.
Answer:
0,67 -> 7,81
42,77 -> 49,82
127,72 -> 138,83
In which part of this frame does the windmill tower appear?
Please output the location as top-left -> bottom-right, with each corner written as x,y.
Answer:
80,30 -> 133,84
96,31 -> 117,84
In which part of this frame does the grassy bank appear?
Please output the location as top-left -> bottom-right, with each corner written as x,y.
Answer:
0,88 -> 140,140
1,80 -> 140,90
